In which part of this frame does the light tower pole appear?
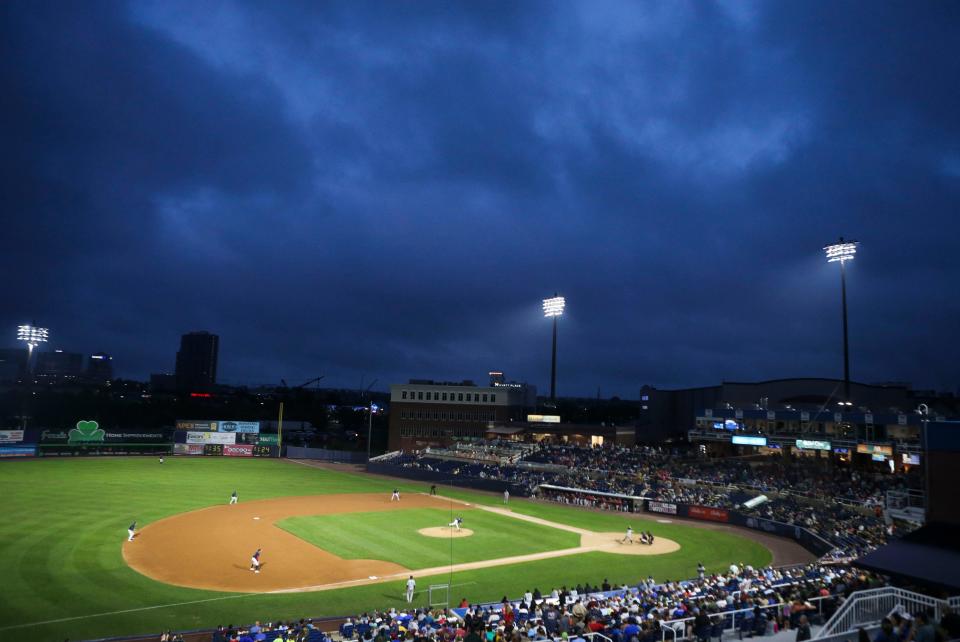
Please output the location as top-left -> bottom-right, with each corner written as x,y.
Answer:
542,295 -> 565,401
17,324 -> 49,374
823,238 -> 858,403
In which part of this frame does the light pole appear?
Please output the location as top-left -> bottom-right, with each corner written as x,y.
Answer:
542,295 -> 565,401
17,324 -> 48,374
823,238 -> 857,403
367,402 -> 379,462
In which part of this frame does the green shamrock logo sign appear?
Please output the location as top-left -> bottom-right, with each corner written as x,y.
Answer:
68,420 -> 106,444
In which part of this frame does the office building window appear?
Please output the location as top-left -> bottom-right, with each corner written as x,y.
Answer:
418,391 -> 423,400
482,394 -> 488,402
402,391 -> 407,399
491,394 -> 496,402
474,393 -> 479,402
458,393 -> 463,401
442,392 -> 447,401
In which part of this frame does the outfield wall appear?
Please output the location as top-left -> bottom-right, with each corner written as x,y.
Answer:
644,499 -> 834,556
365,461 -> 529,495
285,446 -> 367,462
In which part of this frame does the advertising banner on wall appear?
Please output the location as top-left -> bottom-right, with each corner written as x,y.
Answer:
0,445 -> 36,457
223,444 -> 254,457
176,420 -> 218,432
35,423 -> 169,445
173,443 -> 204,455
186,431 -> 236,445
217,421 -> 260,434
647,501 -> 678,515
257,434 -> 280,445
732,435 -> 767,446
795,439 -> 831,451
0,430 -> 25,443
688,506 -> 729,522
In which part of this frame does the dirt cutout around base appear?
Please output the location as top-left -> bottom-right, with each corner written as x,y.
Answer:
580,532 -> 680,555
418,527 -> 474,538
124,493 -> 682,594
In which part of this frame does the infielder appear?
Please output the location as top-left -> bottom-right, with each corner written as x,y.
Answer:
230,490 -> 238,505
127,521 -> 136,542
250,548 -> 262,573
620,525 -> 633,544
448,516 -> 464,531
391,488 -> 401,501
405,575 -> 416,603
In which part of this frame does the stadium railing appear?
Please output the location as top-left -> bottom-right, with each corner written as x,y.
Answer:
815,587 -> 959,639
658,596 -> 834,642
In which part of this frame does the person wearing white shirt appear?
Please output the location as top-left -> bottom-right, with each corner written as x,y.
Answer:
405,576 -> 416,603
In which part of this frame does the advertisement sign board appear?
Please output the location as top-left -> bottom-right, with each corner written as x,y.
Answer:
186,431 -> 236,445
173,443 -> 204,455
526,414 -> 561,424
176,420 -> 218,432
217,421 -> 260,434
257,434 -> 280,445
688,506 -> 729,522
857,444 -> 893,456
647,501 -> 678,515
38,423 -> 169,445
796,439 -> 831,451
0,430 -> 25,443
223,444 -> 254,457
732,435 -> 767,446
0,445 -> 36,458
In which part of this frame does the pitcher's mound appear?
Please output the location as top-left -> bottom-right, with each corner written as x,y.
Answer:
418,527 -> 474,538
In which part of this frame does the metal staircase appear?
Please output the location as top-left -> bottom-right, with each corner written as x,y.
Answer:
816,587 -> 957,639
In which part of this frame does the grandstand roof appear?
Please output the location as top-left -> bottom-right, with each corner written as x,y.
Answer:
854,523 -> 960,590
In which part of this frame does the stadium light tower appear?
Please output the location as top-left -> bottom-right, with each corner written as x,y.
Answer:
17,323 -> 49,372
542,294 -> 565,401
823,238 -> 857,403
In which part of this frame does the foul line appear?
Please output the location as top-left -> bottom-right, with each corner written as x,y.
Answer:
0,593 -> 258,632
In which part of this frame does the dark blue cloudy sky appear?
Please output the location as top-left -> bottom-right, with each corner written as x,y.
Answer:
2,1 -> 958,396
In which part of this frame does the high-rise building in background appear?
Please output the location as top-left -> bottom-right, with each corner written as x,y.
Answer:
35,349 -> 85,380
87,352 -> 114,383
175,331 -> 219,391
0,347 -> 28,382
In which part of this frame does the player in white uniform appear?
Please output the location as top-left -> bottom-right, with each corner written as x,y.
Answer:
127,521 -> 136,542
405,575 -> 416,603
229,490 -> 238,504
620,526 -> 633,544
391,488 -> 401,501
448,516 -> 464,531
503,489 -> 510,504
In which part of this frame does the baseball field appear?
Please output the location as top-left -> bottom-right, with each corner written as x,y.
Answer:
0,457 -> 774,640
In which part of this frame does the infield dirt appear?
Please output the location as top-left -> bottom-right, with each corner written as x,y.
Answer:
123,493 -> 679,594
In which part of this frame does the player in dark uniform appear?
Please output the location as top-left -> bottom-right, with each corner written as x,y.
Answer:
250,548 -> 261,573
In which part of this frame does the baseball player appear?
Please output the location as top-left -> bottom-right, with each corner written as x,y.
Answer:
229,490 -> 238,505
391,488 -> 401,501
620,525 -> 633,544
159,456 -> 164,464
405,575 -> 416,603
448,516 -> 464,531
250,548 -> 262,573
503,489 -> 510,504
127,521 -> 136,542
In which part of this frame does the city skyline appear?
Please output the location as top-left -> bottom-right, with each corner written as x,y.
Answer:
2,2 -> 959,396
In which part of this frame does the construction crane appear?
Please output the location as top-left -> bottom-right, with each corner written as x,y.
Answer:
294,376 -> 325,390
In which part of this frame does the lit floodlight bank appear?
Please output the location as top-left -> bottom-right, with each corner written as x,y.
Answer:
17,325 -> 49,347
542,296 -> 566,317
824,240 -> 857,263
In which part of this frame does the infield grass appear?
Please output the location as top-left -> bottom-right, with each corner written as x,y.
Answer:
278,507 -> 579,568
0,457 -> 773,641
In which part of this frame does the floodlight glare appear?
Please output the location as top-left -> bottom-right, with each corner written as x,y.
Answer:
824,239 -> 857,263
17,324 -> 49,348
542,296 -> 566,318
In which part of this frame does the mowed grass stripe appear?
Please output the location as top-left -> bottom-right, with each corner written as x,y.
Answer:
277,508 -> 579,569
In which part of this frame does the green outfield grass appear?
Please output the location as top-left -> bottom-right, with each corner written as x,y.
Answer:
0,458 -> 772,641
278,507 -> 579,568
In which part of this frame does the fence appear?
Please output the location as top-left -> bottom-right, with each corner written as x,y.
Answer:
659,595 -> 835,642
285,446 -> 367,463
